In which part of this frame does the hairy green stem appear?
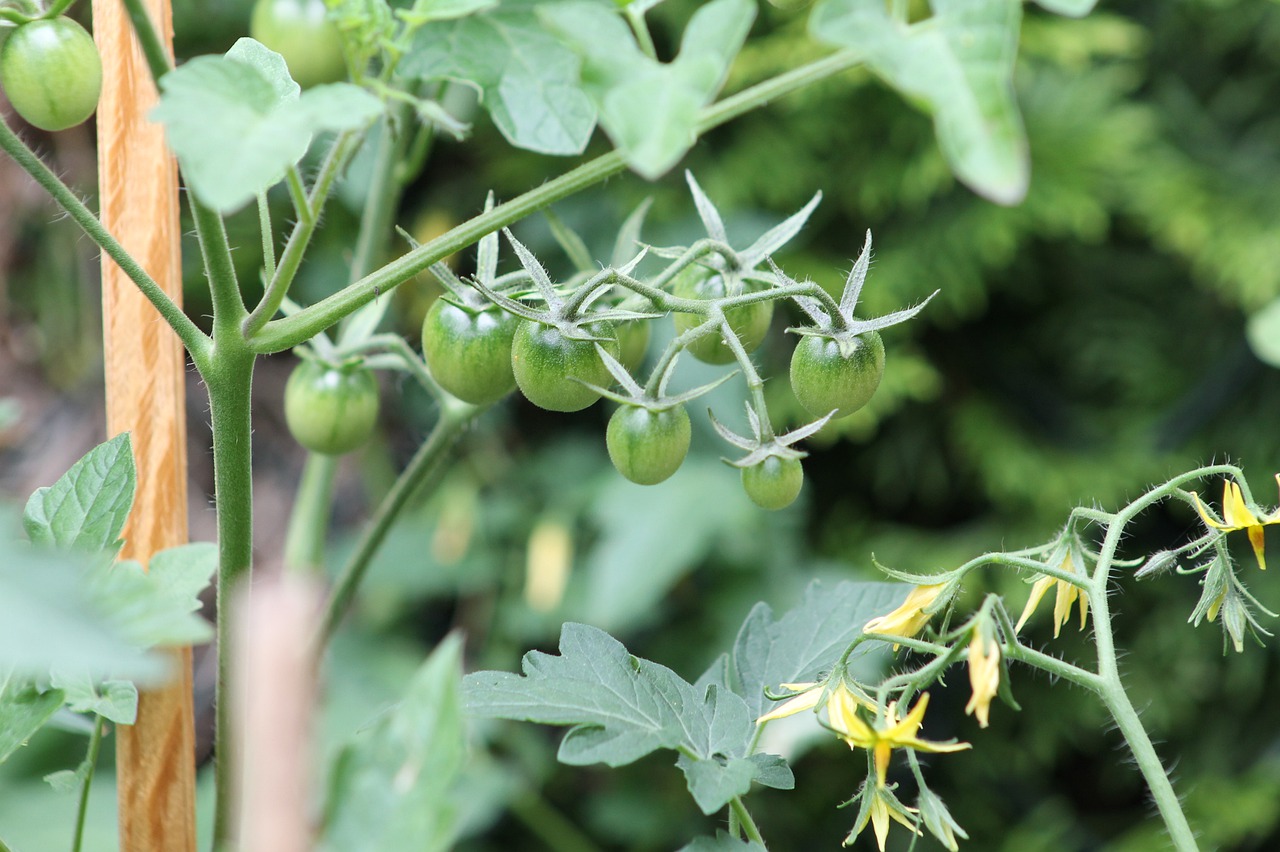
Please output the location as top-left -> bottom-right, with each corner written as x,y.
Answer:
247,50 -> 864,354
203,345 -> 257,849
0,116 -> 210,360
315,403 -> 476,649
118,0 -> 173,83
729,797 -> 766,848
70,715 -> 104,852
192,198 -> 247,329
283,452 -> 339,573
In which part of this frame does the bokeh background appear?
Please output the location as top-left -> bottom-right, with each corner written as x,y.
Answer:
2,0 -> 1280,849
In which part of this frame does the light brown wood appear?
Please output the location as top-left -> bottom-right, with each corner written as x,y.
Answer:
92,0 -> 198,849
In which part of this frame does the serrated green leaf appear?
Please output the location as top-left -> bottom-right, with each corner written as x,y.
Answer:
402,7 -> 596,155
810,0 -> 1028,204
320,634 -> 466,852
725,580 -> 909,720
153,39 -> 382,213
48,671 -> 137,725
23,434 -> 134,556
0,546 -> 163,682
0,674 -> 63,764
540,0 -> 754,178
1247,297 -> 1280,368
466,624 -> 790,814
85,543 -> 216,650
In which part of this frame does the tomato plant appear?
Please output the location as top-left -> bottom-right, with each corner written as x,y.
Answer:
0,17 -> 102,132
671,267 -> 773,365
740,454 -> 804,511
789,331 -> 885,418
606,403 -> 692,485
283,360 -> 380,455
422,297 -> 518,405
511,320 -> 619,412
249,0 -> 346,88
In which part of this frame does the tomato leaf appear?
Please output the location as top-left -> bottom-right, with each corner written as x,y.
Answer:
708,580 -> 910,720
319,634 -> 466,852
23,433 -> 134,557
402,5 -> 596,155
47,672 -> 137,725
0,675 -> 63,765
810,0 -> 1028,204
153,38 -> 382,213
465,622 -> 791,814
84,543 -> 216,650
540,0 -> 755,179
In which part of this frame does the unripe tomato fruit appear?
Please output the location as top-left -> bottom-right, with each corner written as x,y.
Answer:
789,331 -> 885,419
606,404 -> 691,485
422,299 -> 518,405
741,455 -> 803,511
671,268 -> 773,365
284,361 -> 380,455
511,320 -> 619,412
0,18 -> 102,132
250,0 -> 346,88
616,320 -> 651,372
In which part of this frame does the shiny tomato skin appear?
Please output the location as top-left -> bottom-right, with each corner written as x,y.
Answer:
284,360 -> 380,455
606,404 -> 691,485
250,0 -> 346,88
422,299 -> 518,405
511,320 -> 619,412
0,18 -> 102,132
789,331 -> 885,419
671,267 -> 773,365
741,455 -> 803,511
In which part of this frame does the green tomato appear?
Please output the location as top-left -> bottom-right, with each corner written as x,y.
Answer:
422,298 -> 518,405
606,404 -> 691,485
284,360 -> 380,455
615,319 -> 651,373
671,267 -> 774,365
789,331 -> 885,419
511,320 -> 619,412
0,18 -> 102,132
741,455 -> 804,511
250,0 -> 346,88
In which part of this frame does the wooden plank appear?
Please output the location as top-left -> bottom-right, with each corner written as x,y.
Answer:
92,0 -> 198,849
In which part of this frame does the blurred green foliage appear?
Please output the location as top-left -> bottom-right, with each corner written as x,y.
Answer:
4,0 -> 1280,849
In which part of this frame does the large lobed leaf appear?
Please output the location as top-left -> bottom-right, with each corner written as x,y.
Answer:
402,0 -> 597,155
152,39 -> 382,213
810,0 -> 1028,205
539,0 -> 755,178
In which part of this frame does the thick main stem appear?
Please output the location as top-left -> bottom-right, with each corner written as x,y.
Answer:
204,347 -> 257,849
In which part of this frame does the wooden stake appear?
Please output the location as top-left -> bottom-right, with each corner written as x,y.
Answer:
92,0 -> 197,849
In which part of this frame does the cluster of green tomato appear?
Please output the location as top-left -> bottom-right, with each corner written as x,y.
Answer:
286,259 -> 888,513
0,14 -> 101,132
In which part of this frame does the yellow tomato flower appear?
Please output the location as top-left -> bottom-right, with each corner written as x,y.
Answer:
964,628 -> 1000,728
850,785 -> 920,852
832,693 -> 970,787
757,680 -> 872,725
1015,550 -> 1089,637
1192,476 -> 1280,571
863,584 -> 946,645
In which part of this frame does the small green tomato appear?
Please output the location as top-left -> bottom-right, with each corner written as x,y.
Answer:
789,331 -> 885,419
0,18 -> 102,132
606,404 -> 692,485
671,267 -> 773,365
284,360 -> 380,455
511,320 -> 619,412
422,298 -> 518,405
741,455 -> 804,511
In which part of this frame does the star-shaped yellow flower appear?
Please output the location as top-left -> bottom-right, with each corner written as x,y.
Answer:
863,584 -> 946,647
849,784 -> 921,852
1015,550 -> 1089,637
831,692 -> 970,786
1192,476 -> 1280,571
964,628 -> 1000,728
